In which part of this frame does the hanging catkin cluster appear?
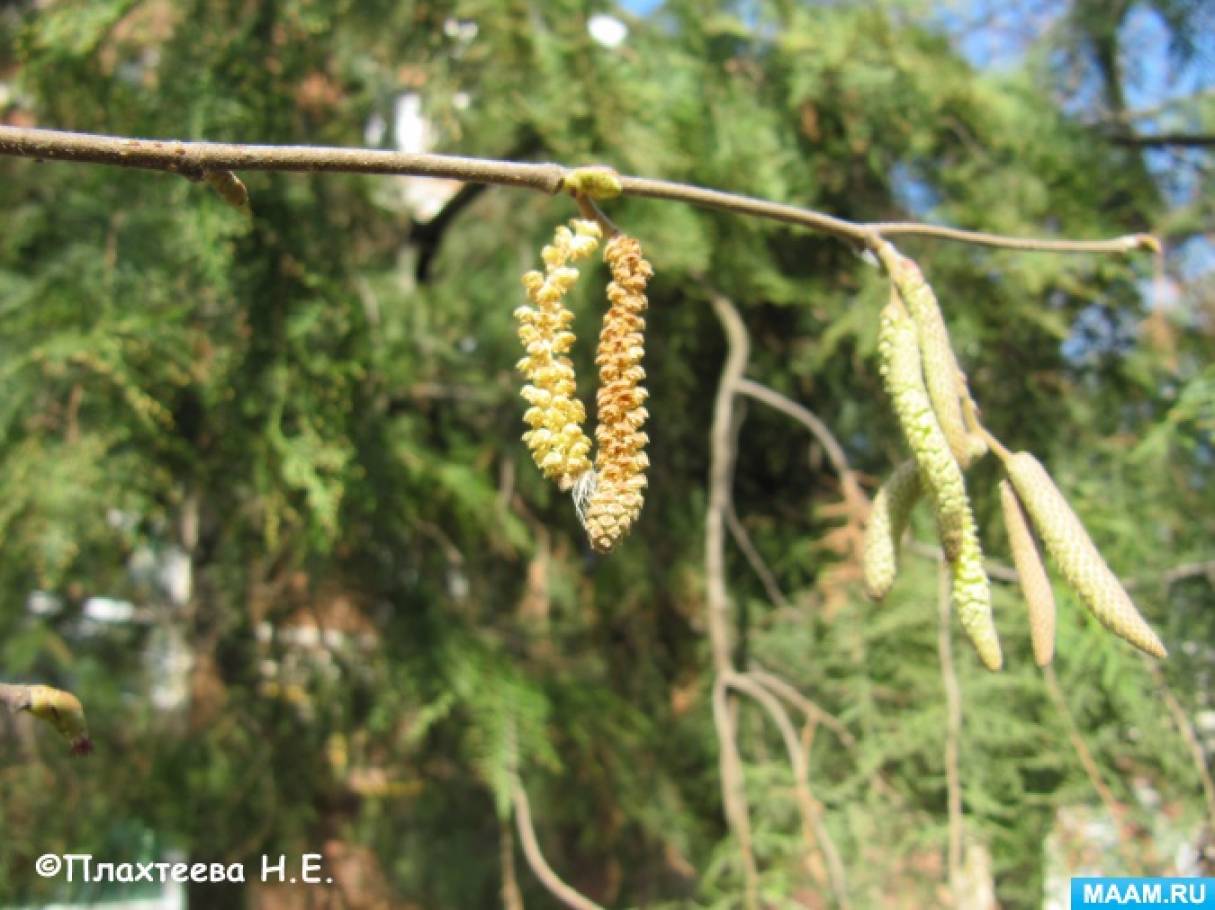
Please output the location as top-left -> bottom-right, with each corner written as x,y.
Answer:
877,298 -> 969,561
515,220 -> 601,490
864,246 -> 1167,669
874,294 -> 1001,669
876,243 -> 986,467
580,234 -> 653,553
515,220 -> 652,554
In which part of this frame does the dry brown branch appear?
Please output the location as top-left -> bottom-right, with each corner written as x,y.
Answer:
733,378 -> 866,513
510,777 -> 605,910
726,504 -> 793,611
725,671 -> 851,909
936,559 -> 964,902
1141,655 -> 1215,831
707,291 -> 760,908
0,126 -> 1158,255
1041,665 -> 1141,873
745,668 -> 856,751
712,677 -> 761,910
500,817 -> 525,910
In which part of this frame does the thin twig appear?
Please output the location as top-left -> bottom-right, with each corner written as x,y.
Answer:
511,777 -> 605,910
499,817 -> 525,910
906,539 -> 1021,585
706,290 -> 760,909
0,684 -> 30,712
1141,655 -> 1215,832
712,677 -> 761,910
726,504 -> 792,610
936,559 -> 964,901
745,669 -> 856,750
725,671 -> 851,909
0,126 -> 1158,255
1041,665 -> 1141,873
707,293 -> 750,674
734,379 -> 866,511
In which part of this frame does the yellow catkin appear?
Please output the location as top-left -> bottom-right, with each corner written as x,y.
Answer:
1003,451 -> 1167,658
863,459 -> 922,601
953,508 -> 1003,671
581,234 -> 652,553
878,243 -> 985,467
999,479 -> 1056,667
515,219 -> 601,490
878,297 -> 970,561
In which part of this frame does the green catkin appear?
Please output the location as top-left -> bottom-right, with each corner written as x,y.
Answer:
953,508 -> 1003,671
862,459 -> 922,600
999,479 -> 1057,666
1002,451 -> 1167,658
878,243 -> 985,468
877,298 -> 969,561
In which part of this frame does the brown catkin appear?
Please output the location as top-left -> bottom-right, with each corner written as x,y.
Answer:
878,243 -> 985,468
515,220 -> 601,489
1003,451 -> 1167,658
999,479 -> 1057,666
581,234 -> 652,553
878,297 -> 969,561
863,459 -> 922,600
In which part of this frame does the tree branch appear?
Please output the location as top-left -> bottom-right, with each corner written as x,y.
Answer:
1041,664 -> 1141,873
0,125 -> 1158,255
725,670 -> 851,909
0,684 -> 31,713
1141,656 -> 1215,833
733,378 -> 866,513
510,777 -> 605,910
1108,132 -> 1215,148
706,290 -> 760,909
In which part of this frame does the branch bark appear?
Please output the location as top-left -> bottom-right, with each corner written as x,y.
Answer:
1041,664 -> 1141,873
726,671 -> 852,909
706,290 -> 760,908
511,777 -> 605,910
0,125 -> 1159,255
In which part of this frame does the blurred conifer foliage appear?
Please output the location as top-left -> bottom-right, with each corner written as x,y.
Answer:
0,1 -> 1211,907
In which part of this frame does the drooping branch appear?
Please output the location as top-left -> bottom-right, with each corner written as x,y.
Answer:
0,126 -> 1159,255
724,670 -> 851,909
510,776 -> 605,910
1041,665 -> 1141,873
705,291 -> 760,909
734,378 -> 866,513
1108,132 -> 1215,148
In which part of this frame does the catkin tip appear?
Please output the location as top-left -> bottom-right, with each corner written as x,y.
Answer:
953,509 -> 1002,670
